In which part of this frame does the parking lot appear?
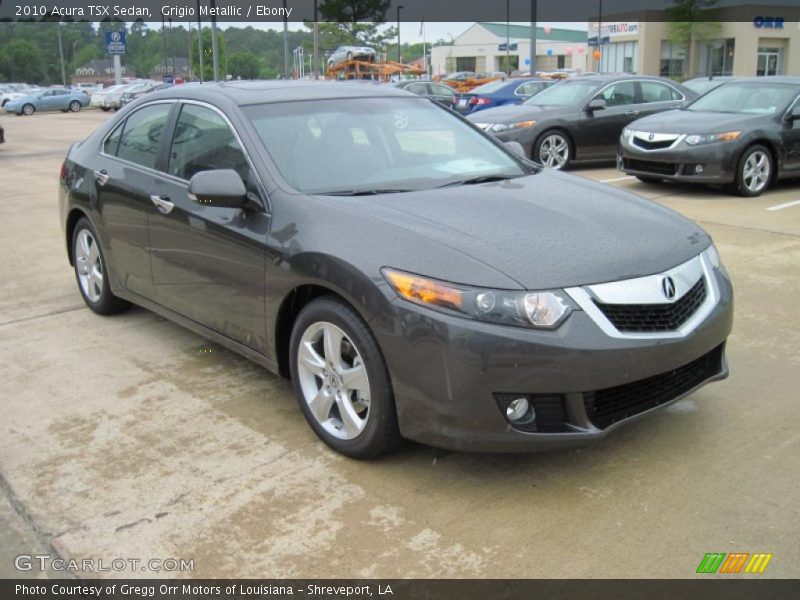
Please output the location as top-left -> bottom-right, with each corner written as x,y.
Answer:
1,108 -> 799,579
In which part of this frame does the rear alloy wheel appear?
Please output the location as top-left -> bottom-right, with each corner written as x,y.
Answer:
535,131 -> 571,169
290,297 -> 400,459
22,103 -> 35,116
732,145 -> 772,197
69,100 -> 81,112
72,218 -> 129,315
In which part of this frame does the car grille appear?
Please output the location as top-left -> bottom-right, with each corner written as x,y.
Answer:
632,138 -> 676,151
623,158 -> 678,176
594,277 -> 707,333
583,345 -> 722,429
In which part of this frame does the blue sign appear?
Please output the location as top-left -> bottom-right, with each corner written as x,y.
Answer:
163,74 -> 175,84
104,31 -> 126,55
753,16 -> 784,28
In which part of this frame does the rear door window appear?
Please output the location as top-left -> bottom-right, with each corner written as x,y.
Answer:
115,103 -> 172,170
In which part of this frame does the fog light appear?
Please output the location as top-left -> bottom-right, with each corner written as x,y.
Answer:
695,164 -> 704,174
506,397 -> 533,423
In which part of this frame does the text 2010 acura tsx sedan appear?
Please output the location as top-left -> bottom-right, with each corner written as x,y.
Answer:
619,77 -> 800,196
59,82 -> 733,458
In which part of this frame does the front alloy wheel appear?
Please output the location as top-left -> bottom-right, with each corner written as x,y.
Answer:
22,104 -> 34,116
69,100 -> 81,112
536,131 -> 570,169
733,145 -> 772,197
290,297 -> 401,458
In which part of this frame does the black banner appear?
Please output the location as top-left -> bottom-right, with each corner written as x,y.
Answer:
3,580 -> 800,600
1,0 -> 800,23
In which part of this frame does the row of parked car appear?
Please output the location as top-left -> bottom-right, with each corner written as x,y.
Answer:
1,80 -> 175,116
405,74 -> 798,198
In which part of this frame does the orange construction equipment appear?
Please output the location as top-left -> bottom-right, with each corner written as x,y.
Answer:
327,59 -> 426,81
439,76 -> 503,93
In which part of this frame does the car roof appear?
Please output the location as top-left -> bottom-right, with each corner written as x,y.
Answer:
712,75 -> 800,85
149,80 -> 413,106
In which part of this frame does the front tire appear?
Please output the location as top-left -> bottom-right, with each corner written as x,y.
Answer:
69,100 -> 81,112
72,218 -> 129,315
534,130 -> 571,169
290,297 -> 401,459
730,144 -> 773,197
100,107 -> 111,112
22,103 -> 35,116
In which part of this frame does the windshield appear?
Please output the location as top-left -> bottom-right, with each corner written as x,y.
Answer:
471,80 -> 508,95
523,80 -> 599,106
684,79 -> 725,95
687,82 -> 797,114
243,97 -> 528,195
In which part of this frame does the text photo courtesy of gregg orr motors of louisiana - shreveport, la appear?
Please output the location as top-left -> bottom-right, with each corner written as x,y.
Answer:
1,0 -> 800,598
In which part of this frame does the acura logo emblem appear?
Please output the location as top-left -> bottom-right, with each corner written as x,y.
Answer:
661,276 -> 676,300
648,132 -> 655,141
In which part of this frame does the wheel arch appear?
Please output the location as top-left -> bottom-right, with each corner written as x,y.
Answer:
65,207 -> 92,265
533,126 -> 575,162
744,138 -> 780,180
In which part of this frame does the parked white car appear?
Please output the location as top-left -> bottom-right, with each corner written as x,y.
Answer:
89,84 -> 136,111
0,85 -> 26,108
72,83 -> 103,97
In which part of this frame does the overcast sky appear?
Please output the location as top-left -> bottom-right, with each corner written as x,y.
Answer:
212,21 -> 588,44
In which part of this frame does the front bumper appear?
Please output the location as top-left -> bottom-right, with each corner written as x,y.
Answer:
370,266 -> 733,453
619,136 -> 743,183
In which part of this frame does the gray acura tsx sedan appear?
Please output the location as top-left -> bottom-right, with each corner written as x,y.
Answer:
59,81 -> 733,458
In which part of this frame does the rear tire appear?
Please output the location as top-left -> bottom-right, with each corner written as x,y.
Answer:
636,176 -> 662,184
289,297 -> 401,459
100,107 -> 111,112
729,144 -> 773,197
71,218 -> 130,315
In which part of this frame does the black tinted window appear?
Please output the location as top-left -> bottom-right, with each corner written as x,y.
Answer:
168,104 -> 248,181
595,81 -> 637,107
640,81 -> 681,103
103,123 -> 123,156
116,104 -> 171,170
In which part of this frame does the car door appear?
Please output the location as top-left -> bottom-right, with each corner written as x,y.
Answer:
638,80 -> 686,118
38,90 -> 56,110
781,94 -> 800,172
147,102 -> 269,352
577,80 -> 640,158
95,101 -> 174,299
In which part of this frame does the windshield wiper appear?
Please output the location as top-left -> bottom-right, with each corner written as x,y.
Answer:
318,188 -> 413,196
436,174 -> 519,188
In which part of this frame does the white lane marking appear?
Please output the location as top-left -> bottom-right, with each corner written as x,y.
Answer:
766,199 -> 800,212
599,175 -> 636,183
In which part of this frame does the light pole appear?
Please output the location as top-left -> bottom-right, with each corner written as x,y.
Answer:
530,0 -> 537,75
506,0 -> 510,74
396,5 -> 404,63
313,0 -> 319,79
283,0 -> 290,78
210,0 -> 220,81
56,21 -> 67,87
196,0 -> 204,83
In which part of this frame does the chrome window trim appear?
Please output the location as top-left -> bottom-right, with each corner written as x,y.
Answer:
99,98 -> 271,214
565,247 -> 721,340
590,79 -> 685,108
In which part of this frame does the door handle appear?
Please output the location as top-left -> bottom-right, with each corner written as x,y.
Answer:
93,169 -> 109,186
150,194 -> 175,215
625,110 -> 640,117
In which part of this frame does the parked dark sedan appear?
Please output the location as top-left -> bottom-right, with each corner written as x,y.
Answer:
469,75 -> 695,169
59,82 -> 732,458
391,80 -> 456,107
452,78 -> 554,115
620,77 -> 800,196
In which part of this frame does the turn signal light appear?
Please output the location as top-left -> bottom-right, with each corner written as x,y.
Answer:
382,269 -> 463,310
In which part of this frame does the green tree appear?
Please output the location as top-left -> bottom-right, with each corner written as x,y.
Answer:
0,39 -> 47,83
192,28 -> 226,81
228,51 -> 260,79
668,0 -> 721,79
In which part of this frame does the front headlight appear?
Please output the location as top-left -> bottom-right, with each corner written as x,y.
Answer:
382,268 -> 573,329
685,131 -> 741,146
490,120 -> 537,133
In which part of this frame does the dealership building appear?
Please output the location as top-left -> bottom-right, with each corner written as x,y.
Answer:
430,14 -> 800,79
429,23 -> 589,76
588,17 -> 800,78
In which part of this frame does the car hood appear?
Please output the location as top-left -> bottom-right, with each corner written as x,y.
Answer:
629,109 -> 770,134
329,169 -> 710,290
467,103 -> 573,125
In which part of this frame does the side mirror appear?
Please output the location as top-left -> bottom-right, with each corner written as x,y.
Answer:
188,169 -> 247,208
587,98 -> 607,112
504,141 -> 527,158
788,106 -> 800,122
